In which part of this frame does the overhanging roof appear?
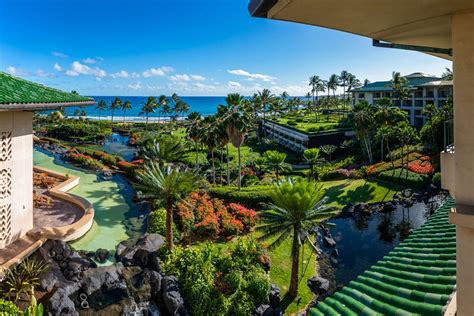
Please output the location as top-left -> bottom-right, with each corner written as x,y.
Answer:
249,0 -> 474,61
0,72 -> 95,111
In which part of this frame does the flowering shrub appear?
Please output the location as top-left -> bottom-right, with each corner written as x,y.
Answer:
407,159 -> 434,174
118,160 -> 140,175
177,192 -> 257,239
67,153 -> 106,171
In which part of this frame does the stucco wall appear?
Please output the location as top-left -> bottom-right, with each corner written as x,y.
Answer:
0,111 -> 33,249
440,151 -> 455,197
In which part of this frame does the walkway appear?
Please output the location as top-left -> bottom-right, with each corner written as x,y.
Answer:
309,198 -> 456,316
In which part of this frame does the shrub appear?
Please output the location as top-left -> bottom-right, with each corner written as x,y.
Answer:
241,174 -> 259,187
378,168 -> 429,189
67,153 -> 106,171
148,209 -> 181,242
118,160 -> 140,176
432,172 -> 441,185
5,258 -> 48,301
0,299 -> 21,315
407,159 -> 434,174
286,120 -> 298,126
208,185 -> 273,208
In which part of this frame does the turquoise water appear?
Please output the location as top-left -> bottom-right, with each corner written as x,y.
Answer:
33,148 -> 145,254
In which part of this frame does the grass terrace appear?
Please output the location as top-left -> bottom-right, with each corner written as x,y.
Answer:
268,113 -> 351,135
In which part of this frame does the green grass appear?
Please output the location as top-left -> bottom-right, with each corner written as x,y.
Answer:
270,113 -> 348,134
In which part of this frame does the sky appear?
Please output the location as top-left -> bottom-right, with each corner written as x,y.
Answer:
0,0 -> 452,96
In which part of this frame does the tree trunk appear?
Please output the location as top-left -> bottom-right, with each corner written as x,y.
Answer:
381,136 -> 384,162
226,144 -> 230,185
99,110 -> 101,121
145,114 -> 149,130
220,148 -> 224,185
237,146 -> 242,190
211,149 -> 216,184
111,110 -> 115,123
195,142 -> 199,169
289,229 -> 300,297
166,198 -> 174,250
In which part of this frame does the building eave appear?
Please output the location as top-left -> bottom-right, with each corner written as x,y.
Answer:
0,100 -> 95,111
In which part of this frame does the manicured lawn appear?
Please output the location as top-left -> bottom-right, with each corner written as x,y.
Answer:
270,114 -> 348,134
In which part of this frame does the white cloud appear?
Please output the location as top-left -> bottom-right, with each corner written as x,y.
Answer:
65,61 -> 107,78
6,66 -> 30,76
169,73 -> 206,82
36,69 -> 56,78
128,82 -> 142,90
228,81 -> 242,88
52,51 -> 68,58
131,72 -> 141,78
227,69 -> 276,82
111,70 -> 130,78
142,66 -> 174,77
82,57 -> 103,64
54,62 -> 64,72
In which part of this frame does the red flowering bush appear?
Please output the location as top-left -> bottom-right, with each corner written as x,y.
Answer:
118,160 -> 140,175
407,159 -> 434,174
177,192 -> 257,239
68,152 -> 106,171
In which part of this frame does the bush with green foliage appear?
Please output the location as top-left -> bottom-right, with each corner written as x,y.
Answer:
378,168 -> 429,189
5,258 -> 48,301
209,185 -> 273,208
162,239 -> 270,316
432,172 -> 441,185
46,120 -> 112,143
148,209 -> 181,242
0,299 -> 21,315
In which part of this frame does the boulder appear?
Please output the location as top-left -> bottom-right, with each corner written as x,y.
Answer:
254,304 -> 274,316
46,288 -> 78,316
331,249 -> 339,258
382,201 -> 396,212
117,234 -> 164,266
341,203 -> 354,217
354,203 -> 366,213
323,236 -> 336,248
162,276 -> 188,315
95,248 -> 110,263
148,252 -> 162,273
269,284 -> 281,308
81,263 -> 123,295
307,276 -> 330,296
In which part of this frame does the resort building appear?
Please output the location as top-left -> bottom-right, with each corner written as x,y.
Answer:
0,72 -> 94,268
249,0 -> 474,314
351,72 -> 453,126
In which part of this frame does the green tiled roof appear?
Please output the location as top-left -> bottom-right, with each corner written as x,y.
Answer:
0,72 -> 94,109
309,197 -> 456,316
352,74 -> 443,93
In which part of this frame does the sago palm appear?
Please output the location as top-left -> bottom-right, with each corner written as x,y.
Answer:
257,178 -> 338,297
135,163 -> 196,250
303,148 -> 325,179
138,136 -> 188,166
264,150 -> 291,179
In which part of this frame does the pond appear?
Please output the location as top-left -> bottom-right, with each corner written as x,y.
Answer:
103,133 -> 136,162
321,196 -> 446,287
33,148 -> 146,261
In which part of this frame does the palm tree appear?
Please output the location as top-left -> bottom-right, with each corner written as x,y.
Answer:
363,79 -> 371,86
139,96 -> 157,129
157,95 -> 168,123
121,100 -> 132,122
110,97 -> 122,122
327,74 -> 339,117
441,68 -> 453,81
186,111 -> 202,169
257,178 -> 338,297
221,96 -> 254,189
349,101 -> 374,163
339,70 -> 350,107
136,163 -> 196,250
303,148 -> 324,179
309,75 -> 322,116
264,150 -> 291,179
200,115 -> 220,184
346,74 -> 362,113
258,89 -> 273,137
319,144 -> 337,161
95,99 -> 107,121
138,136 -> 188,166
388,71 -> 410,107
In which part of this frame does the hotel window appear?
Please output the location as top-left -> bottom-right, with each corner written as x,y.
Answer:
404,100 -> 412,106
358,93 -> 365,98
414,91 -> 423,98
426,90 -> 434,98
415,100 -> 423,107
415,117 -> 424,126
415,110 -> 421,116
383,92 -> 391,98
373,92 -> 381,98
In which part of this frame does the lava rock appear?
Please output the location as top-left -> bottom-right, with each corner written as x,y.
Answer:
95,248 -> 110,263
133,248 -> 151,267
269,284 -> 281,308
341,203 -> 354,217
162,276 -> 188,315
307,276 -> 330,296
81,263 -> 123,295
117,234 -> 164,266
354,203 -> 366,213
332,249 -> 339,258
147,252 -> 162,273
254,304 -> 275,316
323,236 -> 336,248
46,288 -> 78,316
382,201 -> 396,212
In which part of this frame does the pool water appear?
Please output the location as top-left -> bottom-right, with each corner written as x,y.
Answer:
103,133 -> 136,162
33,148 -> 146,257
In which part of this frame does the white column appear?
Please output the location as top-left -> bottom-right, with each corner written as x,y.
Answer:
450,10 -> 474,316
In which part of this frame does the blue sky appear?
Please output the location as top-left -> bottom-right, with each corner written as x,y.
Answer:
0,0 -> 451,96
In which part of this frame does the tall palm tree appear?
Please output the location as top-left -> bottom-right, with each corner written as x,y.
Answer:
157,95 -> 168,123
110,97 -> 122,122
258,89 -> 273,137
349,101 -> 374,163
221,96 -> 253,190
346,74 -> 362,112
95,99 -> 107,121
186,111 -> 203,169
309,75 -> 322,115
136,163 -> 196,250
327,74 -> 339,118
388,71 -> 410,107
363,79 -> 371,86
257,179 -> 338,297
200,115 -> 220,184
339,70 -> 350,107
441,68 -> 453,81
139,96 -> 157,129
121,100 -> 132,122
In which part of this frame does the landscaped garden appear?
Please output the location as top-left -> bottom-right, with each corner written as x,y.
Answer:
1,77 -> 452,315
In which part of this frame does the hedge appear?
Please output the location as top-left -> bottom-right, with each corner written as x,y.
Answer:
208,185 -> 273,208
378,168 -> 429,189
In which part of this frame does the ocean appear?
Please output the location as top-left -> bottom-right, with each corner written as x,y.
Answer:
63,96 -> 227,119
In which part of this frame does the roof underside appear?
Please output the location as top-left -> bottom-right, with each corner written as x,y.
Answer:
249,0 -> 474,61
309,198 -> 456,315
0,72 -> 94,111
352,75 -> 453,92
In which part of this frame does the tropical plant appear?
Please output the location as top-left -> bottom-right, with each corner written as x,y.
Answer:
263,150 -> 291,179
157,94 -> 168,123
388,71 -> 410,107
258,89 -> 273,137
121,100 -> 132,122
257,178 -> 338,297
441,68 -> 453,81
199,115 -> 221,184
349,101 -> 375,163
339,70 -> 350,106
135,163 -> 196,250
319,144 -> 337,161
138,135 -> 188,166
139,96 -> 157,129
109,97 -> 122,122
5,258 -> 48,301
186,111 -> 203,169
303,148 -> 325,179
0,299 -> 21,315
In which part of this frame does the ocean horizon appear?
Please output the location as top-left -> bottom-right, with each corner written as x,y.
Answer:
63,96 -> 228,118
